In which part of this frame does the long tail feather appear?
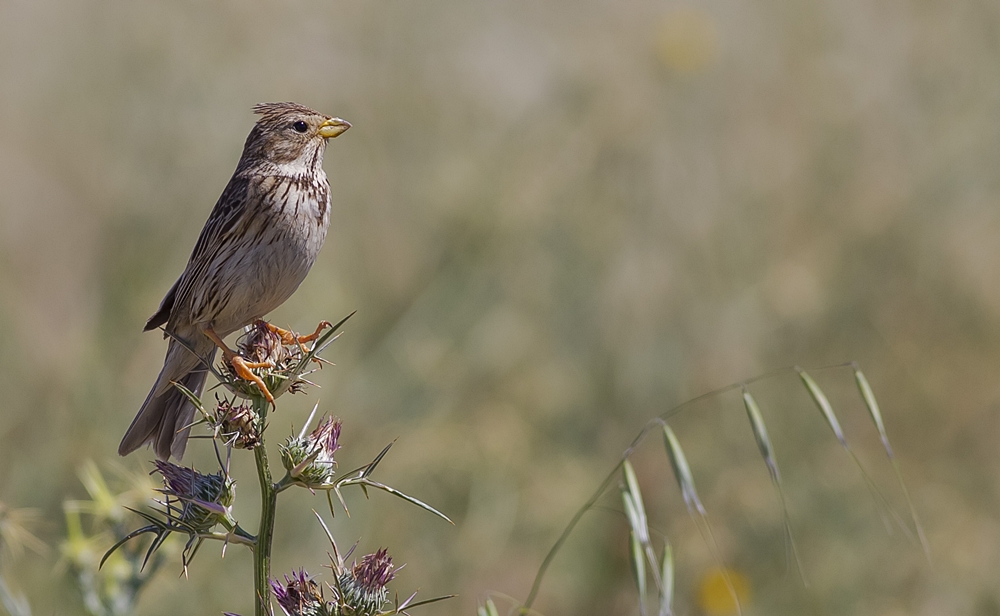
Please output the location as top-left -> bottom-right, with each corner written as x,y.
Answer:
119,339 -> 216,460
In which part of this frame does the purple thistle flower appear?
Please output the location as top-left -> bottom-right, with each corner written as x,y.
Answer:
154,460 -> 199,497
279,416 -> 343,487
352,549 -> 395,592
270,569 -> 327,616
311,416 -> 341,458
333,548 -> 396,616
153,460 -> 234,532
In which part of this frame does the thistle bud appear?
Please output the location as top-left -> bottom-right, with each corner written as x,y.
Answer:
213,397 -> 261,449
271,569 -> 331,616
279,416 -> 342,487
333,549 -> 395,616
153,461 -> 235,533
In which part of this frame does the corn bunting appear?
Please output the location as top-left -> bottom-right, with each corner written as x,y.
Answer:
119,102 -> 350,460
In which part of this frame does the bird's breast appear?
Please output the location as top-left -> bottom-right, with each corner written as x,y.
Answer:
189,173 -> 331,334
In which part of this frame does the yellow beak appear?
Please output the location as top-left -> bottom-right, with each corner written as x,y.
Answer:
318,117 -> 351,139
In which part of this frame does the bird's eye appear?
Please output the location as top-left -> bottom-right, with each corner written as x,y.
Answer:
292,120 -> 308,133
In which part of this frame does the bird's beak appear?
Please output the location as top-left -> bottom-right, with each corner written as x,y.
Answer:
318,117 -> 351,139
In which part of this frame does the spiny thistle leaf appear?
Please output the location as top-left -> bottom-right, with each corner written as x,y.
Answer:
394,593 -> 457,612
312,509 -> 344,574
362,441 -> 396,479
340,478 -> 453,525
289,311 -> 356,379
171,381 -> 209,421
100,523 -> 163,570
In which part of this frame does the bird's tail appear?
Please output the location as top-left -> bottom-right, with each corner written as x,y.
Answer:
119,339 -> 216,460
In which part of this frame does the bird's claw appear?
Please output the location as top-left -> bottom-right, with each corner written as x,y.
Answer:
264,320 -> 332,364
226,352 -> 275,404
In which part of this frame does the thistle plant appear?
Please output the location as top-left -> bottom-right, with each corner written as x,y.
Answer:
268,545 -> 406,616
105,314 -> 454,616
279,415 -> 342,488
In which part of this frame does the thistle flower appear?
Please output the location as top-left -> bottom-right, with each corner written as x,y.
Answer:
279,416 -> 342,487
352,549 -> 396,593
219,320 -> 327,400
271,569 -> 331,616
240,320 -> 289,367
153,461 -> 235,533
212,396 -> 261,449
332,549 -> 396,616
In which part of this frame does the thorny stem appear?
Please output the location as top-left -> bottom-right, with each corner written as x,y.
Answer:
252,394 -> 277,616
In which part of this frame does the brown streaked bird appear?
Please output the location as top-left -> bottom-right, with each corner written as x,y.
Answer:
119,102 -> 350,461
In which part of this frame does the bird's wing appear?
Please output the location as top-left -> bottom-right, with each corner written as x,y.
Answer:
144,276 -> 179,332
168,174 -> 251,329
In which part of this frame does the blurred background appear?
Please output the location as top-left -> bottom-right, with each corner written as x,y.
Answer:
1,0 -> 999,614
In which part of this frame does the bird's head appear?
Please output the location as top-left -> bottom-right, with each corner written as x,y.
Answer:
241,102 -> 350,170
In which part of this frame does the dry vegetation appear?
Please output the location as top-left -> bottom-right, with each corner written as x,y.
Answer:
1,0 -> 1000,614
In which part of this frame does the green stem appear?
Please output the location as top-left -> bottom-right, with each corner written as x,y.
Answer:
252,396 -> 277,616
274,473 -> 294,494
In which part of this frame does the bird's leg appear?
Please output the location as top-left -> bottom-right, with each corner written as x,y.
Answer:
203,326 -> 275,404
263,320 -> 331,356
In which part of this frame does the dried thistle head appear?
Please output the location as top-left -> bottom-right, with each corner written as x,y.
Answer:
279,416 -> 342,487
153,461 -> 235,533
240,320 -> 288,366
218,321 -> 327,401
211,396 -> 261,449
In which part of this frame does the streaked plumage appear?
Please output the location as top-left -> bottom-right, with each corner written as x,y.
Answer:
119,102 -> 350,460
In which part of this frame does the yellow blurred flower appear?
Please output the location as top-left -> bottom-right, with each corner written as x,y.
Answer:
697,566 -> 751,615
656,8 -> 719,74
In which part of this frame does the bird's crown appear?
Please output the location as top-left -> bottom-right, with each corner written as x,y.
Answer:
252,102 -> 325,120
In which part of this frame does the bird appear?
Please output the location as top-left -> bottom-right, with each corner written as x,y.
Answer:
119,102 -> 351,461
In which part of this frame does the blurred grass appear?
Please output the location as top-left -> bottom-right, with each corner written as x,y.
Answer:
2,0 -> 1000,613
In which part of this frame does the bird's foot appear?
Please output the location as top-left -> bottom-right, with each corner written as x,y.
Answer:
204,325 -> 276,404
227,353 -> 275,404
263,320 -> 332,362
